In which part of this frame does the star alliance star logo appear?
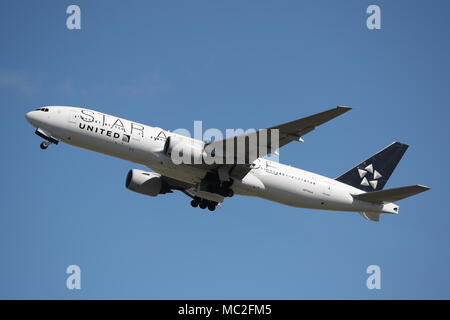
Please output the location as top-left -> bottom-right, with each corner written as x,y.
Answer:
358,164 -> 382,189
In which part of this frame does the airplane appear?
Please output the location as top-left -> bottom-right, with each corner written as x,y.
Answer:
25,106 -> 429,222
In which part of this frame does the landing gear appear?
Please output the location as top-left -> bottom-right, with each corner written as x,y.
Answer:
190,197 -> 218,212
40,141 -> 49,150
35,128 -> 59,150
200,172 -> 234,198
207,202 -> 217,211
199,200 -> 207,210
221,180 -> 234,198
190,199 -> 199,208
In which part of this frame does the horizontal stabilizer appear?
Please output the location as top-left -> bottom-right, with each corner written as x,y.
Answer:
353,185 -> 430,203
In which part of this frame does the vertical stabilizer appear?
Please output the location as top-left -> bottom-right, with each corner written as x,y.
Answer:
335,142 -> 408,192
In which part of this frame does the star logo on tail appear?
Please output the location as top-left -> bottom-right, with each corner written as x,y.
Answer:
358,164 -> 382,189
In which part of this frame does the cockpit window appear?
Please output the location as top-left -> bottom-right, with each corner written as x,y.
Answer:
35,108 -> 49,112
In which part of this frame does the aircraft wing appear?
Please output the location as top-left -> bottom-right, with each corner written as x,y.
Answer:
204,106 -> 351,166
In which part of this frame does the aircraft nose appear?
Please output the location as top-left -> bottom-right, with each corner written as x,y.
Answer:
25,111 -> 36,126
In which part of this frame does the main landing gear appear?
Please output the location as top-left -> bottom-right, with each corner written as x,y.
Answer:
200,172 -> 234,198
190,197 -> 218,212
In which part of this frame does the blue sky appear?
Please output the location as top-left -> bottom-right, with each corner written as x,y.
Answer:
1,0 -> 449,299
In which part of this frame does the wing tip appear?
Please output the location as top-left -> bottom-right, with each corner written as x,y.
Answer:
416,184 -> 431,191
336,105 -> 352,111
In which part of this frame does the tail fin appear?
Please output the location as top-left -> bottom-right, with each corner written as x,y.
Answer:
353,185 -> 430,203
335,142 -> 408,191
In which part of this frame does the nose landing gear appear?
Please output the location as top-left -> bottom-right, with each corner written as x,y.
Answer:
40,141 -> 50,150
35,128 -> 59,150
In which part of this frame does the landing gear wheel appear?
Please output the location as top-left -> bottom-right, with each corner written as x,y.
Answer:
199,202 -> 207,209
190,200 -> 198,208
207,202 -> 217,211
226,189 -> 234,197
40,141 -> 49,150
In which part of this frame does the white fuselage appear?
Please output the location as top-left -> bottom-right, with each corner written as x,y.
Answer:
25,106 -> 399,215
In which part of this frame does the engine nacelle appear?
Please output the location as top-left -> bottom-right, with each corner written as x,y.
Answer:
125,169 -> 164,197
163,135 -> 206,165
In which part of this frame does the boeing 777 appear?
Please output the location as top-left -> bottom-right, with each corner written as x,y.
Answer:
25,106 -> 429,221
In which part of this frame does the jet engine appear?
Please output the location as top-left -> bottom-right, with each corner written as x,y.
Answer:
125,169 -> 169,196
163,135 -> 206,165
